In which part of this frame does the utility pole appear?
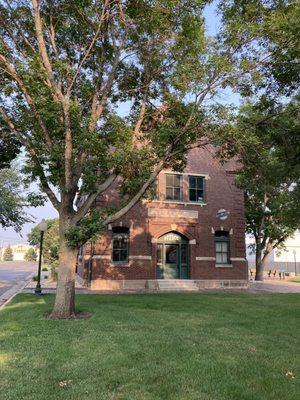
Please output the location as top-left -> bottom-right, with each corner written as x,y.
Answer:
293,249 -> 297,276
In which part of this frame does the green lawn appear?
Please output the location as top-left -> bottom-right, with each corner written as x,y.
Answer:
290,277 -> 300,283
1,293 -> 299,400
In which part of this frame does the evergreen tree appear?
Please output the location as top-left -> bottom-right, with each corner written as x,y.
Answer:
3,245 -> 13,261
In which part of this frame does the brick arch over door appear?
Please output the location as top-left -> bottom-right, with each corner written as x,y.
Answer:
153,226 -> 195,242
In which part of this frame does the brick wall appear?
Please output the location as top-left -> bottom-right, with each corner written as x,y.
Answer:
80,146 -> 247,282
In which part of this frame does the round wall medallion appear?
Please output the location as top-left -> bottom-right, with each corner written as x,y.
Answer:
216,209 -> 230,220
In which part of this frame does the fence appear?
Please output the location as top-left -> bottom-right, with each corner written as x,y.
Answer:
247,260 -> 300,274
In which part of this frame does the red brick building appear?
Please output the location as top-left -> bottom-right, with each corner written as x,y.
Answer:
78,147 -> 248,290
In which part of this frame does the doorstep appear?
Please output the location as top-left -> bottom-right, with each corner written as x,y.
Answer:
89,279 -> 249,292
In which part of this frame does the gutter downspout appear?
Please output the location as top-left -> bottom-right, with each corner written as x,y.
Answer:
88,242 -> 94,286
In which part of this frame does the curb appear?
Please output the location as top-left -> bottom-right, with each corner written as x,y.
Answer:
0,272 -> 35,311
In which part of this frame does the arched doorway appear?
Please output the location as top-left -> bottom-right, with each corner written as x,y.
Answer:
156,232 -> 189,279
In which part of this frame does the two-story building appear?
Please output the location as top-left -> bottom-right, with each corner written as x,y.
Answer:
77,146 -> 248,290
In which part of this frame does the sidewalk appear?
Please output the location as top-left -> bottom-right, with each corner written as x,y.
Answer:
1,272 -> 87,309
23,270 -> 88,293
2,273 -> 300,305
0,271 -> 35,309
249,279 -> 300,293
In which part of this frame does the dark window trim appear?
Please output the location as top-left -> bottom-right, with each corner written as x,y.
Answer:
214,232 -> 230,265
188,175 -> 205,203
112,229 -> 129,264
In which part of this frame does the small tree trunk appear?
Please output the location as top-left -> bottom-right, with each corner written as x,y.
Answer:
255,241 -> 273,281
260,242 -> 273,280
261,250 -> 271,273
49,216 -> 78,319
255,242 -> 264,281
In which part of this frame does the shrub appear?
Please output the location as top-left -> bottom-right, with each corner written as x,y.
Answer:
50,265 -> 58,282
24,247 -> 37,261
32,275 -> 38,282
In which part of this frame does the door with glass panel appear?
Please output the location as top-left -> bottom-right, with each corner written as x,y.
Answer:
156,232 -> 189,279
164,244 -> 179,278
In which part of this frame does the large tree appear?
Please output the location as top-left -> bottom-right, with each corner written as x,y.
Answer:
220,0 -> 300,280
235,99 -> 300,280
0,0 -> 296,317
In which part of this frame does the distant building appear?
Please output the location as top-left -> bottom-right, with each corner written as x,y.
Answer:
274,230 -> 300,274
0,244 -> 36,261
247,230 -> 300,274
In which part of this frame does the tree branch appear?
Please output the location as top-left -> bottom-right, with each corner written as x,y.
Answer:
68,0 -> 110,93
103,161 -> 165,225
31,0 -> 64,104
89,43 -> 123,132
72,173 -> 117,224
0,54 -> 52,148
0,106 -> 60,210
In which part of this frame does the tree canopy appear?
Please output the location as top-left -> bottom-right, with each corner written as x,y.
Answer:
234,99 -> 300,279
213,1 -> 300,280
0,166 -> 31,231
0,126 -> 21,169
28,218 -> 59,264
24,247 -> 38,261
0,164 -> 45,231
1,0 -> 294,243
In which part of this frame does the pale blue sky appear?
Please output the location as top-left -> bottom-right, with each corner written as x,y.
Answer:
0,2 -> 241,246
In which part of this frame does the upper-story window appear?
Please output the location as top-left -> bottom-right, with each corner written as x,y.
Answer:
189,176 -> 204,202
165,174 -> 182,201
112,227 -> 129,263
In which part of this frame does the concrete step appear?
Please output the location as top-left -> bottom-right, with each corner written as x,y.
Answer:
157,279 -> 199,292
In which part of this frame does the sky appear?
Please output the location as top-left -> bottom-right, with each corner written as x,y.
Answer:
0,2 -> 242,247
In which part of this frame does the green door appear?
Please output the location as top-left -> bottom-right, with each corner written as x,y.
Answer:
164,244 -> 179,278
180,243 -> 189,279
156,232 -> 189,279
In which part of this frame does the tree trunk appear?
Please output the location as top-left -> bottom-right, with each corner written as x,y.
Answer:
259,242 -> 273,280
255,241 -> 273,281
49,216 -> 78,319
255,242 -> 264,281
261,250 -> 272,274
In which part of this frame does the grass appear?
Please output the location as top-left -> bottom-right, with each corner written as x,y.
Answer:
290,277 -> 300,283
0,293 -> 299,400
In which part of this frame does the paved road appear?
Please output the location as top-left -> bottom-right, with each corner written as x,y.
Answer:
0,261 -> 37,297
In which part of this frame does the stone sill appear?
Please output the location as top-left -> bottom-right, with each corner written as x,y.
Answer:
215,264 -> 233,268
150,200 -> 207,207
111,263 -> 130,267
